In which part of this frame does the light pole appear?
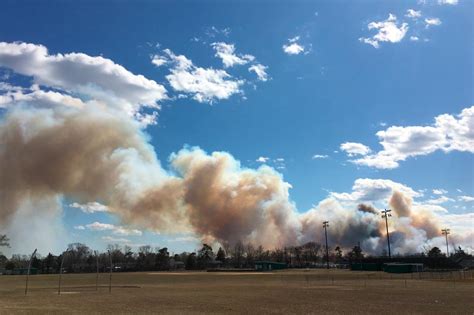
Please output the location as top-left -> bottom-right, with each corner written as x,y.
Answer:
108,250 -> 112,293
323,221 -> 329,269
381,209 -> 392,259
95,250 -> 99,291
25,249 -> 37,296
58,249 -> 70,295
441,228 -> 450,257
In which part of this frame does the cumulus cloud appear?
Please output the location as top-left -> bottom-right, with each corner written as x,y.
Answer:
432,189 -> 448,195
406,9 -> 422,19
438,0 -> 458,5
458,195 -> 474,202
359,14 -> 409,48
161,49 -> 244,103
312,154 -> 329,159
211,42 -> 254,68
426,196 -> 454,205
151,54 -> 168,67
101,236 -> 131,243
256,156 -> 269,163
330,178 -> 422,203
282,36 -> 306,55
340,142 -> 371,156
248,64 -> 269,81
75,221 -> 143,236
425,17 -> 442,27
0,42 -> 167,116
345,106 -> 474,169
69,202 -> 109,213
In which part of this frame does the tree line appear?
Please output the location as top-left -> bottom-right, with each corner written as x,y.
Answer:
0,234 -> 471,273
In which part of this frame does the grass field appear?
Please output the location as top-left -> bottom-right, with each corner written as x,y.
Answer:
0,269 -> 473,314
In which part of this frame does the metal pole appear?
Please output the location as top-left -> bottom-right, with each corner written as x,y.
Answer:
108,250 -> 112,293
95,250 -> 99,291
441,228 -> 450,257
381,209 -> 392,259
58,249 -> 69,295
25,249 -> 37,296
323,221 -> 329,269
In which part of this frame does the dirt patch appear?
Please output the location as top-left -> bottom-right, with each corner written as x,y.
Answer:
0,270 -> 472,314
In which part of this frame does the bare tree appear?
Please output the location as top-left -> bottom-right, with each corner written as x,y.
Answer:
0,234 -> 10,248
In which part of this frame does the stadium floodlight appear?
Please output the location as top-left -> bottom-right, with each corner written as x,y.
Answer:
381,209 -> 392,259
25,248 -> 37,296
323,221 -> 330,269
441,228 -> 451,256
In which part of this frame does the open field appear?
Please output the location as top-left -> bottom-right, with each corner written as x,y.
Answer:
0,270 -> 473,314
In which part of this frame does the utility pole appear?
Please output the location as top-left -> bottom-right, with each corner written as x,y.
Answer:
323,221 -> 330,269
381,209 -> 392,259
441,228 -> 450,257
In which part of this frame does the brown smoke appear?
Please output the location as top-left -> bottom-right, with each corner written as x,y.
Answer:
0,104 -> 459,254
357,203 -> 378,214
0,104 -> 301,249
389,191 -> 412,217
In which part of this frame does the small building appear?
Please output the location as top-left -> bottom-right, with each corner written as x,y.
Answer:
255,261 -> 287,271
383,263 -> 423,273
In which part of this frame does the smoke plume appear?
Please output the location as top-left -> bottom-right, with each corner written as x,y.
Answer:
0,41 -> 471,255
357,203 -> 378,214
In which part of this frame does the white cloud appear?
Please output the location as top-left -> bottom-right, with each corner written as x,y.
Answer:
169,236 -> 199,242
410,36 -> 420,41
248,64 -> 269,82
86,221 -> 115,231
425,18 -> 442,27
348,106 -> 474,169
101,236 -> 131,243
211,42 -> 254,68
331,178 -> 422,203
406,9 -> 422,19
74,225 -> 85,230
151,54 -> 168,67
359,14 -> 409,48
112,227 -> 143,236
438,0 -> 458,5
0,86 -> 86,109
312,154 -> 329,159
459,195 -> 474,202
69,201 -> 109,213
0,42 -> 167,115
83,221 -> 143,236
256,156 -> 269,163
432,189 -> 448,195
162,49 -> 244,103
205,26 -> 231,38
282,36 -> 305,55
340,142 -> 371,156
426,196 -> 454,204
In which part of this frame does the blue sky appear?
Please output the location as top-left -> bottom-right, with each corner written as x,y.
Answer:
0,0 -> 472,255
